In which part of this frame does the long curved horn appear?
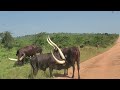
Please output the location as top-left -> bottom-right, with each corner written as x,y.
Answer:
8,58 -> 18,61
51,50 -> 65,64
47,38 -> 55,49
48,36 -> 66,60
19,53 -> 25,61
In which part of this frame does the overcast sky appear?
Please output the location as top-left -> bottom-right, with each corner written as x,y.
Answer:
0,11 -> 119,37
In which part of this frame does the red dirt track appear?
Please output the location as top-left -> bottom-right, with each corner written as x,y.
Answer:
54,37 -> 120,79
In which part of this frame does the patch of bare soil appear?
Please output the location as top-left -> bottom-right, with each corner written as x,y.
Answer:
53,37 -> 120,79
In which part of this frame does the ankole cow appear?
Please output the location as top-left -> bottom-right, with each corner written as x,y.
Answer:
62,46 -> 80,78
9,44 -> 42,65
30,36 -> 80,79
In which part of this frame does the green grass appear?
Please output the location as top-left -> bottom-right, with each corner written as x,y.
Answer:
0,44 -> 115,79
80,45 -> 113,62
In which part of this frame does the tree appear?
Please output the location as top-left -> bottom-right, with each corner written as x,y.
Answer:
0,32 -> 4,39
34,32 -> 47,47
1,31 -> 14,49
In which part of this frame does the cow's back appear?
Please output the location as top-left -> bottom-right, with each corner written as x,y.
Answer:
23,45 -> 35,56
21,45 -> 42,57
34,53 -> 52,69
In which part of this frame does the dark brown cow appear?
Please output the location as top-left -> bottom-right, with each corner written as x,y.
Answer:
29,37 -> 66,78
52,46 -> 80,78
61,46 -> 80,79
17,44 -> 42,65
29,51 -> 66,78
9,44 -> 42,65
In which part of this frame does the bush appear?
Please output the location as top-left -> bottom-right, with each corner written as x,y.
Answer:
1,31 -> 14,49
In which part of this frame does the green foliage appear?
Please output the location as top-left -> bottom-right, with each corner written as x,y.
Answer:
0,32 -> 4,40
14,32 -> 118,49
33,32 -> 47,47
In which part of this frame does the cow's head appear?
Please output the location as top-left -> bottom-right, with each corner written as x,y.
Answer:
47,36 -> 66,64
16,50 -> 25,61
8,50 -> 26,66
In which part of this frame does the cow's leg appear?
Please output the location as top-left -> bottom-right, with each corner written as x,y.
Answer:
66,68 -> 68,75
77,60 -> 80,79
33,67 -> 38,76
49,67 -> 53,78
29,66 -> 34,79
64,68 -> 68,75
28,64 -> 36,79
30,65 -> 38,78
30,61 -> 38,79
72,61 -> 75,78
64,69 -> 66,75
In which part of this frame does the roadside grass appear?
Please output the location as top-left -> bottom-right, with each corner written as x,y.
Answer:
0,44 -> 114,79
80,45 -> 113,62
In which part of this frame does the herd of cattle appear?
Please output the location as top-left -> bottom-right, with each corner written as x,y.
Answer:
9,36 -> 80,79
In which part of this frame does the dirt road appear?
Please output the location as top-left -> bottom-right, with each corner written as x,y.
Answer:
54,36 -> 120,79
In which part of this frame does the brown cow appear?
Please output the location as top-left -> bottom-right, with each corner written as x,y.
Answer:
9,44 -> 42,65
47,36 -> 80,79
61,46 -> 80,79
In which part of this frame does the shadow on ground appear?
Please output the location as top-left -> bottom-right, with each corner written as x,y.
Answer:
53,73 -> 73,79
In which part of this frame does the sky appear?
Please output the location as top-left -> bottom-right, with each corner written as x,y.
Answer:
0,11 -> 120,37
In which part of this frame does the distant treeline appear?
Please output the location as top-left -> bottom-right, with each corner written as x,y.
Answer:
0,31 -> 119,50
